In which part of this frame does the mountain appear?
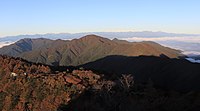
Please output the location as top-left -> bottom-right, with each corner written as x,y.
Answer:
0,31 -> 198,42
0,35 -> 183,66
1,55 -> 200,111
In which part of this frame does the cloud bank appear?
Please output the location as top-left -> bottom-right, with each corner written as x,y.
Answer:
121,36 -> 200,43
186,58 -> 200,63
0,42 -> 14,48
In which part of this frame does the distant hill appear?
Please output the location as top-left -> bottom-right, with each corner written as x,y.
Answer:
0,35 -> 183,66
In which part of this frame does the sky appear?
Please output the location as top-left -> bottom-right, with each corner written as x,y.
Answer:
0,0 -> 200,37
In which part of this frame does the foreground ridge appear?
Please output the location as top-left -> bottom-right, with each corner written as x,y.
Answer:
0,55 -> 200,111
0,55 -> 100,110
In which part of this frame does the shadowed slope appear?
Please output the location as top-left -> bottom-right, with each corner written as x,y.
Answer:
81,55 -> 200,91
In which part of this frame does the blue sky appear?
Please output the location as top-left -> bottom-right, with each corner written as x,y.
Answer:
0,0 -> 200,37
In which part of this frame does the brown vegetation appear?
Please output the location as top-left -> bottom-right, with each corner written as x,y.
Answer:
0,55 -> 100,111
0,55 -> 200,111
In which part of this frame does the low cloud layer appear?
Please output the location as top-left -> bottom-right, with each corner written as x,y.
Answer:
186,58 -> 200,63
0,42 -> 14,48
121,36 -> 200,55
121,36 -> 200,43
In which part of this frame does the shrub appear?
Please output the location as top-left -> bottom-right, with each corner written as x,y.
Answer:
10,95 -> 20,110
0,92 -> 7,110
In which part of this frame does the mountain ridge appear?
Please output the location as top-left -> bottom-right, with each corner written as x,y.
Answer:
0,35 -> 183,66
1,31 -> 199,42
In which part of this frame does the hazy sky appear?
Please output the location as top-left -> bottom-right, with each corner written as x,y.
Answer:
0,0 -> 200,37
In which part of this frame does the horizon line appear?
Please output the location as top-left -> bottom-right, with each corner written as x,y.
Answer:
1,30 -> 199,38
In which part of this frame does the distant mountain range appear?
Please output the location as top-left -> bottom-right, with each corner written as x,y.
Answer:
0,31 -> 199,42
0,35 -> 183,66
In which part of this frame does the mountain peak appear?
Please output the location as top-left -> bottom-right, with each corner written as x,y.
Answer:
79,34 -> 111,44
81,34 -> 107,40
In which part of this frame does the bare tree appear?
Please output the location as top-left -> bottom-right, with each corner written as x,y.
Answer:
119,74 -> 134,92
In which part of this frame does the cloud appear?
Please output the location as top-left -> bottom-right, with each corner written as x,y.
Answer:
0,42 -> 14,48
121,36 -> 200,43
186,58 -> 200,63
182,51 -> 200,56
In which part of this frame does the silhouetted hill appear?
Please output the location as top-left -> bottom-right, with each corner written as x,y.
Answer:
81,55 -> 200,91
0,35 -> 182,66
